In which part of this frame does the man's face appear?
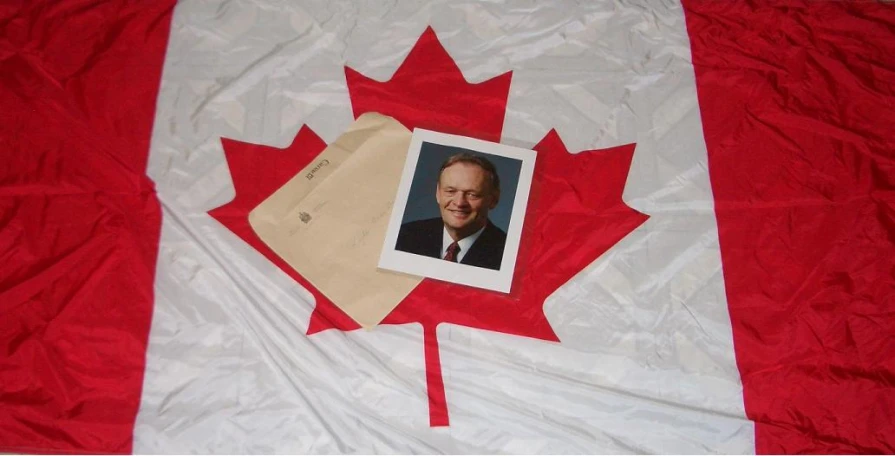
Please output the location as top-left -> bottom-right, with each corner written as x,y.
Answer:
436,162 -> 499,237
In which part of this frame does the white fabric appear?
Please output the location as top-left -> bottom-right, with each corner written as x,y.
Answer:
138,0 -> 753,453
442,224 -> 485,263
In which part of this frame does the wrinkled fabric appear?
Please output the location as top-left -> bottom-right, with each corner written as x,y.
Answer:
685,1 -> 895,453
139,1 -> 750,453
0,1 -> 173,453
1,0 -> 893,454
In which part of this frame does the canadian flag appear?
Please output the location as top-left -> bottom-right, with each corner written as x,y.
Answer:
1,1 -> 893,454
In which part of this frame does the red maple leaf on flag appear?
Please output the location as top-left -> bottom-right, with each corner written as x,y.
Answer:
208,27 -> 648,427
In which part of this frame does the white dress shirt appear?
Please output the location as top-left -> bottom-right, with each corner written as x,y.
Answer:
441,224 -> 486,263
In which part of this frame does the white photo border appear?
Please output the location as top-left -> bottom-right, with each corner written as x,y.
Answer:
378,128 -> 536,293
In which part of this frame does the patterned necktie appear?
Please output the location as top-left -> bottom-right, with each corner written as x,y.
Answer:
443,242 -> 460,262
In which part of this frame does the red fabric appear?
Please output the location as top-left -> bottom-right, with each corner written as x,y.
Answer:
345,27 -> 512,144
684,1 -> 895,453
212,130 -> 647,428
0,1 -> 174,453
337,29 -> 650,427
208,127 -> 333,323
343,28 -> 649,426
211,28 -> 648,427
6,2 -> 893,452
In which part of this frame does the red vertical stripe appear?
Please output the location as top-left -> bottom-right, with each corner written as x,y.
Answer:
684,2 -> 895,453
424,324 -> 449,427
0,1 -> 174,453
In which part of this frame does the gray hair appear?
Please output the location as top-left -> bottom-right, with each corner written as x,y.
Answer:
437,153 -> 500,194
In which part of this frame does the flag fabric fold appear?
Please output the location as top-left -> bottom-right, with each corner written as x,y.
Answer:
1,1 -> 893,454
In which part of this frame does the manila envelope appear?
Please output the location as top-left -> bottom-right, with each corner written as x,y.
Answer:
249,113 -> 420,328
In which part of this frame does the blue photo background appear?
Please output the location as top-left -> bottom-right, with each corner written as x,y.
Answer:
401,142 -> 522,232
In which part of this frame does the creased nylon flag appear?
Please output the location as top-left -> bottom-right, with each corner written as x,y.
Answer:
1,1 -> 893,454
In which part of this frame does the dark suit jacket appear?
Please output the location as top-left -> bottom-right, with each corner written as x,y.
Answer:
395,217 -> 507,271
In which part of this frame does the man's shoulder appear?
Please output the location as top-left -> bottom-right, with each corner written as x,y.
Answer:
460,220 -> 507,270
481,220 -> 507,245
398,217 -> 444,235
395,217 -> 443,257
468,220 -> 507,256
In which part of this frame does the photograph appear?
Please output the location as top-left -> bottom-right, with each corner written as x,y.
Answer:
379,129 -> 537,293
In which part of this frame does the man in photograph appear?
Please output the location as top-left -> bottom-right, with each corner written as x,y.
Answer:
395,153 -> 507,270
